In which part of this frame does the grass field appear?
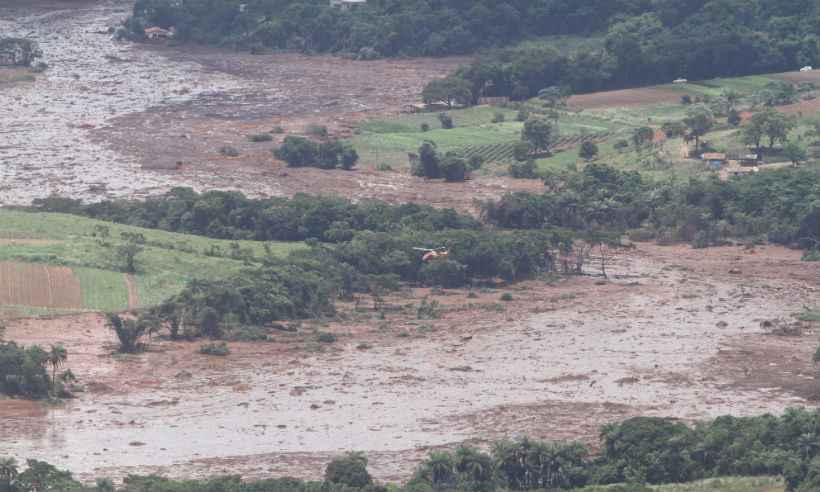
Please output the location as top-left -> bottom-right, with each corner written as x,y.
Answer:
573,476 -> 783,492
353,106 -> 622,171
0,209 -> 303,315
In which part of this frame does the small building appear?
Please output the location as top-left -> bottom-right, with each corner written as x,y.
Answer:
739,153 -> 760,166
330,0 -> 367,9
702,152 -> 727,170
144,27 -> 175,40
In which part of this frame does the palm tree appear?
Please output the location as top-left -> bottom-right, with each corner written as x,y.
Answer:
0,457 -> 18,488
47,344 -> 67,391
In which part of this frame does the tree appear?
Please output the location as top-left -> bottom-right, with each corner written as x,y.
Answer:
438,112 -> 455,129
422,77 -> 473,108
0,457 -> 18,491
324,452 -> 372,488
742,111 -> 768,152
440,153 -> 468,182
107,314 -> 151,353
683,105 -> 715,154
522,119 -> 558,155
784,141 -> 808,167
579,141 -> 599,160
537,86 -> 571,108
413,142 -> 441,178
46,344 -> 67,391
117,234 -> 143,274
274,136 -> 318,167
727,108 -> 742,127
340,146 -> 358,170
661,121 -> 686,139
763,111 -> 797,150
631,126 -> 654,148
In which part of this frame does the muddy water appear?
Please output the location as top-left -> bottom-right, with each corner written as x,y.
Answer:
0,0 -> 242,204
0,253 -> 812,481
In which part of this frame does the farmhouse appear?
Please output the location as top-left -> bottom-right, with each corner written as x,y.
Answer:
701,152 -> 727,170
330,0 -> 367,9
739,153 -> 760,166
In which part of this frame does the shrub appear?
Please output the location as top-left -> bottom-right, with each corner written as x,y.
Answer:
272,126 -> 285,134
513,142 -> 531,161
500,293 -> 513,301
412,142 -> 441,178
681,95 -> 692,105
420,122 -> 430,132
219,145 -> 240,157
440,154 -> 468,182
492,112 -> 505,123
248,133 -> 273,142
316,332 -> 337,343
199,342 -> 230,356
306,124 -> 329,138
325,452 -> 372,488
416,298 -> 442,319
274,136 -> 317,166
340,146 -> 359,170
614,139 -> 630,152
579,141 -> 599,160
468,155 -> 485,170
516,109 -> 529,122
438,113 -> 454,129
509,159 -> 537,179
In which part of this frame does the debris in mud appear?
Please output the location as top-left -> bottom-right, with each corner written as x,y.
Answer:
728,268 -> 742,274
449,365 -> 476,372
762,318 -> 805,336
175,370 -> 193,379
129,441 -> 146,446
716,321 -> 728,328
615,377 -> 640,386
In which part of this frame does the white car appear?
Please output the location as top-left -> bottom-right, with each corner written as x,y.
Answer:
673,78 -> 688,84
801,66 -> 813,72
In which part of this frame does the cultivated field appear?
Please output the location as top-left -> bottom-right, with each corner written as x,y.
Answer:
0,209 -> 301,316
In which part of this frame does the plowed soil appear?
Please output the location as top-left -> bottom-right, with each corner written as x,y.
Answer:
567,87 -> 683,109
0,261 -> 83,309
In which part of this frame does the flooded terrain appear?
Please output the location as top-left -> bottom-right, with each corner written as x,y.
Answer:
0,0 -> 488,207
1,244 -> 817,482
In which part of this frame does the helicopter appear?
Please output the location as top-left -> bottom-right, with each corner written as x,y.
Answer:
413,246 -> 449,262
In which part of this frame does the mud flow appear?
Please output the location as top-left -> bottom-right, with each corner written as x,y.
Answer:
1,244 -> 817,482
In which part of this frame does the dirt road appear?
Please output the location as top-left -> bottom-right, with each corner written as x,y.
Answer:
1,243 -> 816,482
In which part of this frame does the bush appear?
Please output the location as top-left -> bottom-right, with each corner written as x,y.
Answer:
614,139 -> 630,152
513,142 -> 531,161
681,95 -> 692,105
248,133 -> 273,142
325,452 -> 372,488
516,109 -> 529,122
500,293 -> 513,301
274,136 -> 317,167
316,332 -> 338,343
272,126 -> 285,134
440,154 -> 468,182
420,259 -> 467,288
306,124 -> 329,138
579,141 -> 599,160
0,342 -> 51,399
468,155 -> 485,170
509,159 -> 537,179
199,342 -> 230,356
438,113 -> 454,129
420,122 -> 430,132
340,146 -> 359,170
219,145 -> 240,157
492,112 -> 505,123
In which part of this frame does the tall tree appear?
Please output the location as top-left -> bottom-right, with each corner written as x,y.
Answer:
46,344 -> 67,391
683,105 -> 715,155
522,119 -> 558,155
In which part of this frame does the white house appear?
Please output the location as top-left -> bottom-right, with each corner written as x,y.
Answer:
330,0 -> 368,9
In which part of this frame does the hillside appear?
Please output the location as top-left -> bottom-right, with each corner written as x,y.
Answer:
0,209 -> 302,317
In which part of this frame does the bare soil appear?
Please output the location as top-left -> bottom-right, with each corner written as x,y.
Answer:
0,261 -> 83,309
1,243 -> 817,483
567,87 -> 683,110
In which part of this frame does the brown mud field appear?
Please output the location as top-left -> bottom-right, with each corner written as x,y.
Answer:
1,243 -> 818,482
0,0 -> 541,211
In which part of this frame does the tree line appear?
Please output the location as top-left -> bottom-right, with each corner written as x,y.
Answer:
482,163 -> 820,251
6,408 -> 820,490
30,190 -> 480,242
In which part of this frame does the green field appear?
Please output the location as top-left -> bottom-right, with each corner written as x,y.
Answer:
573,476 -> 782,492
0,209 -> 304,314
352,105 -> 623,171
353,69 -> 820,181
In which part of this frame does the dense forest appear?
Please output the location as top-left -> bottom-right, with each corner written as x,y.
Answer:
126,0 -> 820,96
7,408 -> 820,490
